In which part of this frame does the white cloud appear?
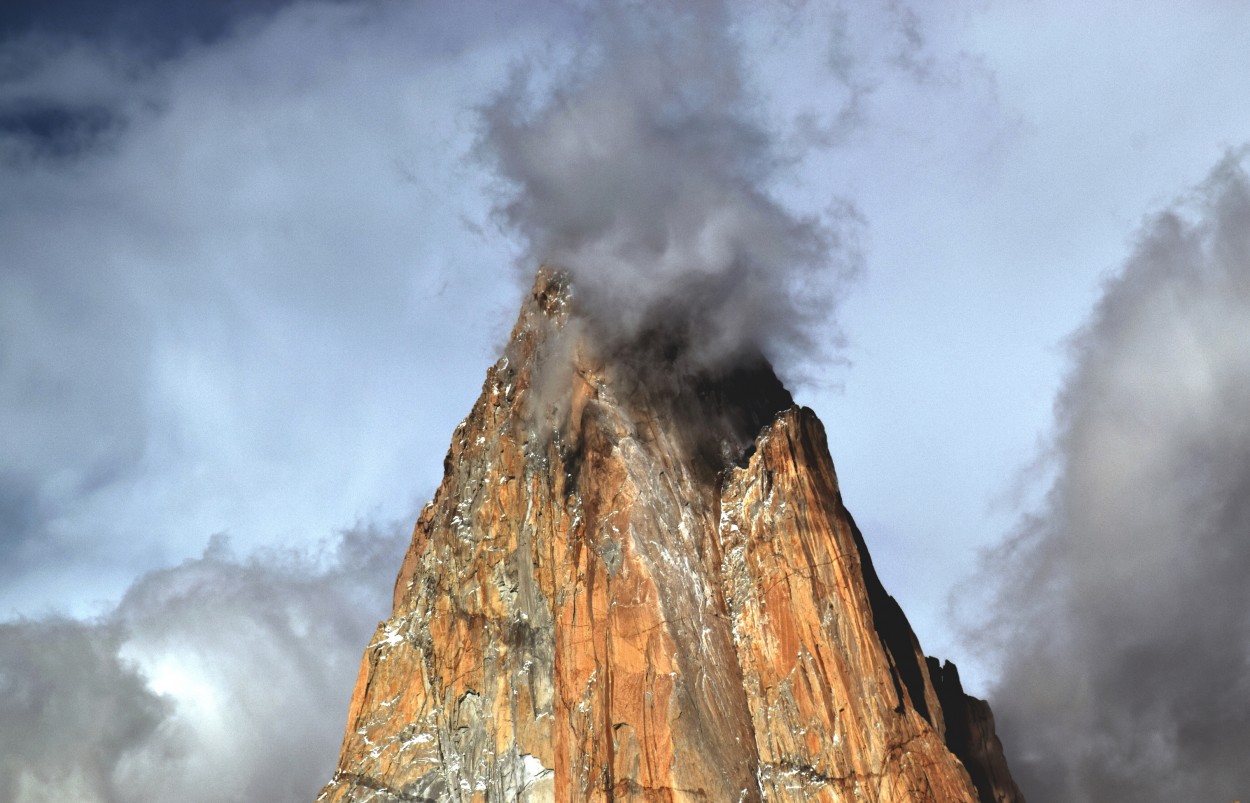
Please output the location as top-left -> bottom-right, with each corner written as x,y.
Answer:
0,524 -> 408,803
0,0 -> 535,615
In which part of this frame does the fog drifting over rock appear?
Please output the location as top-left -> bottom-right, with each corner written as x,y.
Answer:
977,150 -> 1250,802
480,1 -> 860,373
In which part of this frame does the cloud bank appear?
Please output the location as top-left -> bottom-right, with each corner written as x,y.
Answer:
479,0 -> 861,373
0,524 -> 408,803
976,150 -> 1250,801
0,0 -> 534,616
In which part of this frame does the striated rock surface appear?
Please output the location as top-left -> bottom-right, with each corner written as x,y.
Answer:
317,270 -> 1023,802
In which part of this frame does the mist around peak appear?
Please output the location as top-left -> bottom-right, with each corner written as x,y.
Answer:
500,266 -> 794,486
478,0 -> 861,379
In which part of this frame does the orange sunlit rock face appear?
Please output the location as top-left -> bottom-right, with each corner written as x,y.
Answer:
317,270 -> 1024,803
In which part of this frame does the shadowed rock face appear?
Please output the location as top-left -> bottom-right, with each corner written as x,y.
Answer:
316,269 -> 1024,803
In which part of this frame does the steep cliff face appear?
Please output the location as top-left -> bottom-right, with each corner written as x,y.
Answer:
317,270 -> 1023,802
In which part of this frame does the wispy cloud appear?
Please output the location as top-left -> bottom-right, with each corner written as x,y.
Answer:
478,0 -> 866,375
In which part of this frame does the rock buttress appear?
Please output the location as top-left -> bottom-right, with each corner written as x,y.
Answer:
317,270 -> 1023,803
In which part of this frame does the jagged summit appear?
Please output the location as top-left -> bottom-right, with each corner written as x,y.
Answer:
317,268 -> 1023,802
517,266 -> 794,466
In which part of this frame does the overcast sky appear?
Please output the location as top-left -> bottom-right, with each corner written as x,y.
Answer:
2,2 -> 1248,801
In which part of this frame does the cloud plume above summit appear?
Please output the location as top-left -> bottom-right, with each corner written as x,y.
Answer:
480,1 -> 861,372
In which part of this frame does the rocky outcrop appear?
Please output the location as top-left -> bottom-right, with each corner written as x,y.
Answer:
317,270 -> 1023,802
927,660 -> 1024,803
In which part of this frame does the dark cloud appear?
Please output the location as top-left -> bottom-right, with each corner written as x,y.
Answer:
478,0 -> 862,375
0,1 -> 305,161
0,102 -> 121,158
0,524 -> 408,803
972,150 -> 1250,801
0,0 -> 303,56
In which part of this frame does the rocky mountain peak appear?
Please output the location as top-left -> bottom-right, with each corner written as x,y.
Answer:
317,268 -> 1024,802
